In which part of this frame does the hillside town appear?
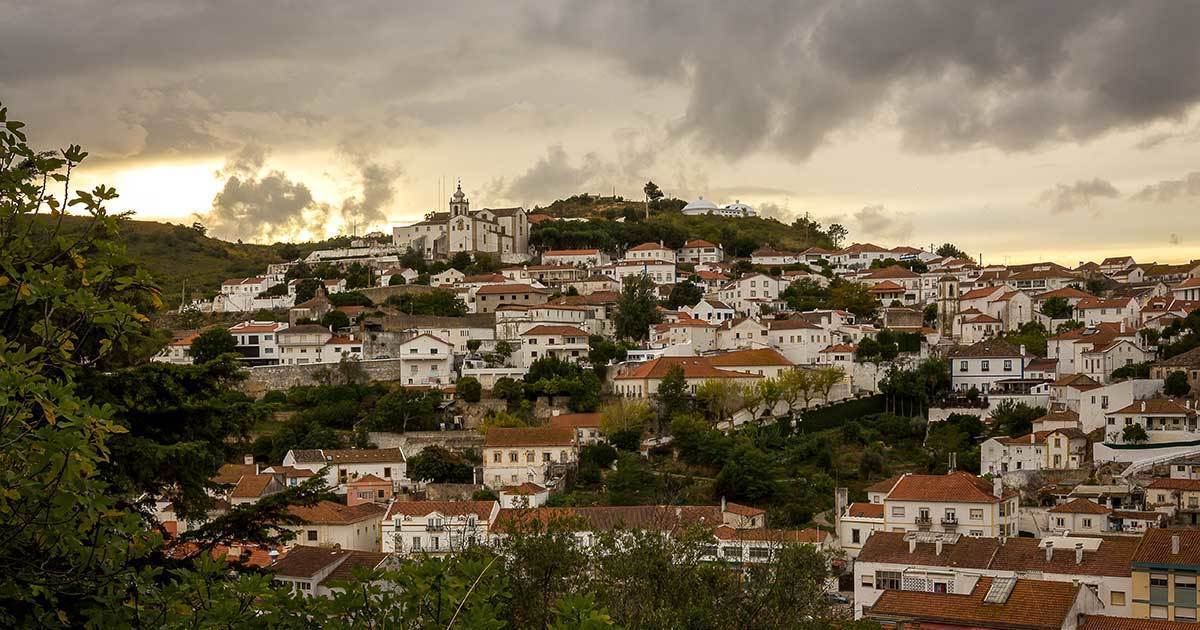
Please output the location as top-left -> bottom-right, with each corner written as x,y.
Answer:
147,183 -> 1200,628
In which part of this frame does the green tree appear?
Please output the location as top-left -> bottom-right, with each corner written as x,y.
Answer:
1123,423 -> 1149,444
714,444 -> 777,503
467,339 -> 482,352
320,309 -> 351,330
384,289 -> 467,316
1041,296 -> 1073,320
936,243 -> 970,259
406,445 -> 474,483
369,388 -> 443,432
388,273 -> 406,286
587,335 -> 628,378
654,365 -> 690,431
643,180 -> 664,203
293,277 -> 323,303
923,302 -> 938,326
189,326 -> 238,363
1166,371 -> 1192,397
457,376 -> 483,402
606,453 -> 660,504
830,278 -> 879,319
493,377 -> 525,409
990,399 -> 1045,437
665,279 -> 704,309
614,275 -> 662,340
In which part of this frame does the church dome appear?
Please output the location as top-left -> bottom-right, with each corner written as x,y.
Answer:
452,182 -> 466,201
682,197 -> 718,212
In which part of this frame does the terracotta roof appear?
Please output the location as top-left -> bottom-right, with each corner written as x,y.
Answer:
864,265 -> 920,279
723,502 -> 765,517
706,348 -> 793,367
230,322 -> 288,333
521,325 -> 589,337
267,546 -> 351,578
997,431 -> 1051,446
288,501 -> 386,525
279,324 -> 331,335
317,550 -> 389,587
384,500 -> 496,521
846,502 -> 884,518
1147,478 -> 1200,491
1132,529 -> 1200,566
1048,498 -> 1111,514
265,465 -> 315,479
948,339 -> 1023,359
1174,277 -> 1200,290
682,239 -> 718,249
462,273 -> 507,283
1024,358 -> 1058,373
213,463 -> 257,486
346,474 -> 389,486
868,280 -> 905,292
837,242 -> 890,254
766,318 -> 821,330
614,356 -> 761,381
549,412 -> 601,430
1110,510 -> 1166,521
965,313 -> 1003,324
1051,373 -> 1101,389
628,242 -> 672,251
490,505 -> 723,533
1155,346 -> 1200,368
231,474 -> 277,498
1081,616 -> 1200,630
1036,287 -> 1093,300
1110,399 -> 1194,416
288,449 -> 326,464
820,343 -> 858,354
886,472 -> 1012,503
499,483 -> 547,496
868,576 -> 1080,630
324,448 -> 406,464
475,283 -> 547,295
989,537 -> 1139,577
959,286 -> 1004,301
548,291 -> 620,306
712,525 -> 825,543
858,531 -> 998,569
483,426 -> 575,448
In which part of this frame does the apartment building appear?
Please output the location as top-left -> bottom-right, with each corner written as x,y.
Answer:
381,500 -> 499,555
482,426 -> 578,489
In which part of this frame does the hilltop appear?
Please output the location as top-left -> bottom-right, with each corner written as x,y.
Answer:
50,214 -> 352,303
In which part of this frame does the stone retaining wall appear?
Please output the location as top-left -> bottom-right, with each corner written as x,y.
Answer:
241,358 -> 407,396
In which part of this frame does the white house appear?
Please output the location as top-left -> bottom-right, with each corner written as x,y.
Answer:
677,239 -> 724,264
286,501 -> 386,552
874,471 -> 1019,538
719,274 -> 787,316
229,320 -> 289,366
681,298 -> 736,324
282,448 -> 407,493
430,268 -> 466,286
153,331 -> 198,365
750,246 -> 799,266
948,339 -> 1027,393
381,500 -> 499,555
268,546 -> 390,598
622,242 -> 677,264
767,318 -> 833,366
1076,297 -> 1141,329
519,325 -> 590,366
482,426 -> 578,489
601,260 -> 677,286
397,333 -> 455,386
542,248 -> 610,268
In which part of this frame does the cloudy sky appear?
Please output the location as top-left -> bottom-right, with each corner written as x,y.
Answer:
4,1 -> 1200,264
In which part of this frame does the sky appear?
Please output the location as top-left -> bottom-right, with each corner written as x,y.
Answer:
3,1 -> 1200,264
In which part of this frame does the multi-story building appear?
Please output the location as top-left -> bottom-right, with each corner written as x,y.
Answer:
381,500 -> 499,555
276,324 -> 363,365
268,546 -> 390,598
391,182 -> 530,263
474,284 -> 549,314
1130,529 -> 1200,621
541,248 -> 610,268
229,320 -> 289,366
622,242 -> 677,264
766,318 -> 833,366
678,239 -> 724,264
866,472 -> 1020,539
482,427 -> 577,489
282,448 -> 407,493
948,339 -> 1028,393
285,501 -> 386,552
549,412 -> 604,446
519,325 -> 590,366
611,356 -> 762,398
397,333 -> 454,386
981,427 -> 1088,476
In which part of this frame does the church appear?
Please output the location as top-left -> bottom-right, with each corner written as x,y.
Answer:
392,182 -> 531,263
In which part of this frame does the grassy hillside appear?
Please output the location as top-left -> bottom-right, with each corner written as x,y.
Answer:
52,215 -> 352,304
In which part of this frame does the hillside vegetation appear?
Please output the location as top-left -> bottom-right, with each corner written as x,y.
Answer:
47,215 -> 352,302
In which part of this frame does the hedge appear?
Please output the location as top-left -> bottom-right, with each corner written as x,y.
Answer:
797,395 -> 886,432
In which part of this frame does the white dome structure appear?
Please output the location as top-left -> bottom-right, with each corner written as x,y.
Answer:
682,196 -> 720,216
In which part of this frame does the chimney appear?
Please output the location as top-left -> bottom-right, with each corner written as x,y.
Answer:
935,539 -> 944,556
1141,401 -> 1147,413
243,454 -> 254,466
1075,542 -> 1084,565
1045,540 -> 1054,562
1173,534 -> 1181,555
909,537 -> 917,553
1019,344 -> 1026,357
993,477 -> 1003,499
721,496 -> 727,513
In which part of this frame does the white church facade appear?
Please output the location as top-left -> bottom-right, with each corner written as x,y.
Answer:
392,183 -> 531,263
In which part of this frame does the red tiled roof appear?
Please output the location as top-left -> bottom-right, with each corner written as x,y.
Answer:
712,525 -> 825,543
483,426 -> 575,448
682,239 -> 718,249
549,412 -> 601,430
499,483 -> 547,496
868,576 -> 1081,629
706,348 -> 793,367
288,501 -> 386,525
867,475 -> 903,494
820,343 -> 858,354
1111,399 -> 1195,416
628,242 -> 671,251
231,474 -> 277,498
1132,529 -> 1200,565
475,283 -> 547,295
1081,616 -> 1200,630
346,474 -> 389,486
614,356 -> 761,381
846,502 -> 884,518
766,318 -> 821,330
521,325 -> 589,337
886,472 -> 1013,503
490,505 -> 723,533
958,286 -> 1004,301
384,500 -> 496,520
1048,498 -> 1111,514
868,280 -> 905,292
723,502 -> 765,517
1147,478 -> 1200,491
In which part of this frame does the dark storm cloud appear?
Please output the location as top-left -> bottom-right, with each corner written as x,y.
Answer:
504,145 -> 607,204
1131,172 -> 1200,203
534,1 -> 1200,160
205,145 -> 330,241
1035,178 -> 1120,214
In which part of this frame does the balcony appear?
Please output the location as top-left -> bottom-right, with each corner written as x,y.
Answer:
916,515 -> 933,530
941,516 -> 959,529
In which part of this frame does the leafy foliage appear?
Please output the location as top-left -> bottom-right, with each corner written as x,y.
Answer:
614,275 -> 662,341
190,326 -> 238,362
384,289 -> 468,316
406,445 -> 475,483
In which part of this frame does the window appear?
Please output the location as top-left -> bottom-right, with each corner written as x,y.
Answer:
722,546 -> 743,559
960,360 -> 968,371
1110,591 -> 1125,606
509,452 -> 518,463
1150,605 -> 1168,620
1003,359 -> 1012,371
1083,518 -> 1092,528
749,547 -> 770,560
981,360 -> 990,372
383,467 -> 391,478
851,529 -> 861,544
492,452 -> 501,463
969,509 -> 983,520
861,573 -> 874,588
875,571 -> 902,591
412,537 -> 422,551
307,530 -> 318,541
